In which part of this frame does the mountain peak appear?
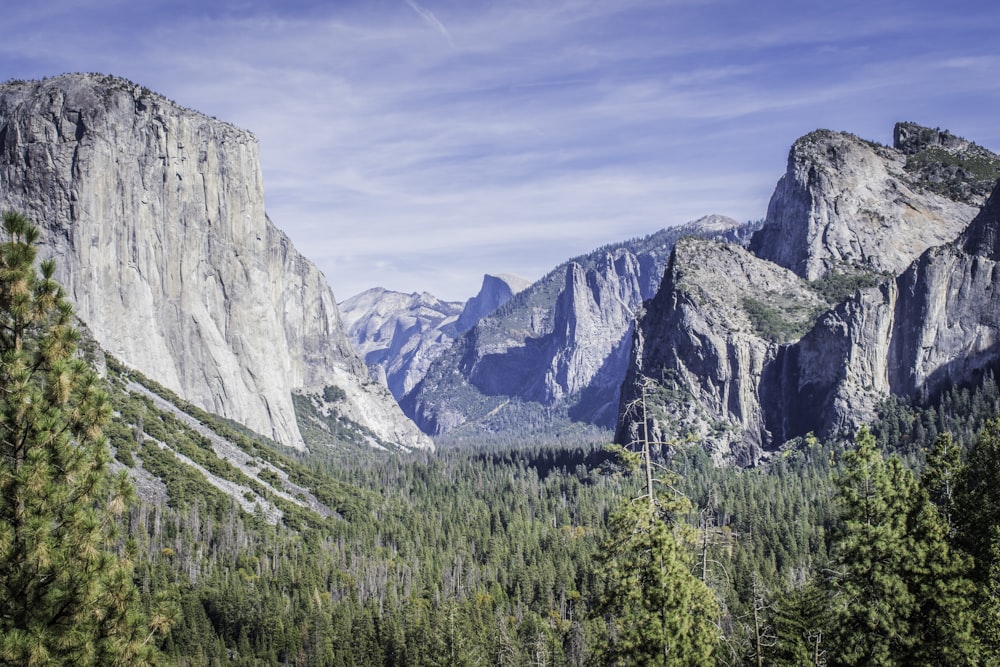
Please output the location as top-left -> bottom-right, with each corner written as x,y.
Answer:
893,121 -> 972,155
960,180 -> 1000,259
750,125 -> 978,281
455,273 -> 530,334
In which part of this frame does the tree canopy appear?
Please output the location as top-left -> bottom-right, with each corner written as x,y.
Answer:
0,212 -> 163,666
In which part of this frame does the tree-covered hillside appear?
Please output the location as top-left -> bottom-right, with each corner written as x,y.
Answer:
102,354 -> 1000,665
5,212 -> 1000,665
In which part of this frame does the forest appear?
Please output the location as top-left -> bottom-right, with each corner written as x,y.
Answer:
113,371 -> 1000,666
3,210 -> 1000,666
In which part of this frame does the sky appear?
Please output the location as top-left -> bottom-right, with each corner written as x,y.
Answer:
2,1 -> 999,302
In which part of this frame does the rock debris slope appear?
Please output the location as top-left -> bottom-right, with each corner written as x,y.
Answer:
0,73 -> 431,451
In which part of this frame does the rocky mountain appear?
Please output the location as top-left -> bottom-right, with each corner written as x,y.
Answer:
455,273 -> 531,333
339,288 -> 464,398
749,128 -> 979,281
0,73 -> 431,452
779,183 -> 1000,443
617,236 -> 828,464
402,215 -> 761,437
619,123 -> 1000,464
339,273 -> 529,400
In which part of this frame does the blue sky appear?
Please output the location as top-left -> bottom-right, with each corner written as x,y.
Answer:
3,1 -> 999,301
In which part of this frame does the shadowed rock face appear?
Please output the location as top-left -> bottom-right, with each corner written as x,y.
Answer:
402,215 -> 760,437
620,126 -> 995,464
0,73 -> 431,451
616,237 -> 827,465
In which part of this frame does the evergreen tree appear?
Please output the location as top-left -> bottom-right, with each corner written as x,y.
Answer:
0,212 -> 162,665
828,427 -> 918,665
595,438 -> 719,666
771,576 -> 830,667
955,417 -> 1000,660
956,416 -> 1000,580
922,432 -> 961,531
829,426 -> 978,666
911,432 -> 978,664
905,490 -> 978,665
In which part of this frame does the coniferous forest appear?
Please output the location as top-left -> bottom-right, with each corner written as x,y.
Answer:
5,212 -> 1000,666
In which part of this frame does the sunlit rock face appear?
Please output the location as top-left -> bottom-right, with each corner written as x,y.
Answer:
619,125 -> 994,464
750,129 -> 977,280
0,73 -> 431,451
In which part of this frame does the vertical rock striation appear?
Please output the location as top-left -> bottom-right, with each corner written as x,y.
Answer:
0,73 -> 431,451
403,215 -> 759,436
620,125 -> 994,463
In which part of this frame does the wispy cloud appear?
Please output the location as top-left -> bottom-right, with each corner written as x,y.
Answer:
404,0 -> 455,47
2,0 -> 999,300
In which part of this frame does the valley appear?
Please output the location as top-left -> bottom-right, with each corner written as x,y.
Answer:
2,73 -> 1000,664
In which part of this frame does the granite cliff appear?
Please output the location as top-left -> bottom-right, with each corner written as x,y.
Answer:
617,237 -> 826,464
402,215 -> 761,438
0,73 -> 431,451
781,182 -> 1000,442
619,124 -> 1000,464
749,128 -> 979,281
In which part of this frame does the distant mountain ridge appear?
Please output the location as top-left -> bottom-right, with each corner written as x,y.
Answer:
0,73 -> 431,452
401,215 -> 762,437
339,273 -> 529,400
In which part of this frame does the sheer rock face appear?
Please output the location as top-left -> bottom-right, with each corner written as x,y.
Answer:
0,74 -> 431,451
617,238 -> 826,465
750,129 -> 977,280
620,126 -> 993,463
786,183 -> 1000,441
889,185 -> 1000,398
455,273 -> 531,334
403,215 -> 759,436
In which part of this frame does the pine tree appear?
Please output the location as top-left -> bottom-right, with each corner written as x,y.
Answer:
771,576 -> 830,667
923,432 -> 961,531
595,398 -> 719,667
828,426 -> 917,665
955,417 -> 1000,659
829,426 -> 978,666
0,212 -> 163,665
956,417 -> 1000,580
597,492 -> 719,666
905,489 -> 978,665
912,432 -> 978,664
